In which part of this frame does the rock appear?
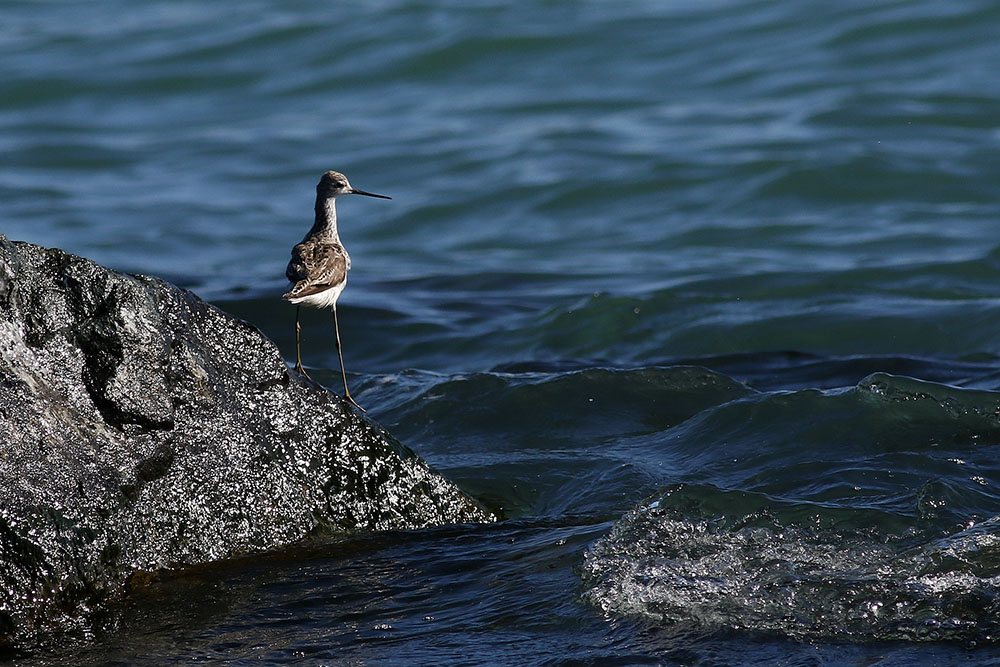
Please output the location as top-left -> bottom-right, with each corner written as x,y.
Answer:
0,234 -> 493,649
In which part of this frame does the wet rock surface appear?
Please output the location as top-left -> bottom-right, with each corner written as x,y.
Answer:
0,235 -> 492,649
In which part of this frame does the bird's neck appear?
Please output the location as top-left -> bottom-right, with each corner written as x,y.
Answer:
307,196 -> 340,242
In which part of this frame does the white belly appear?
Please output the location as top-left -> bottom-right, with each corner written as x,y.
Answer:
287,279 -> 346,309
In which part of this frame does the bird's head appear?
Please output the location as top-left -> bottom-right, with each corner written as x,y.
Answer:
318,171 -> 391,200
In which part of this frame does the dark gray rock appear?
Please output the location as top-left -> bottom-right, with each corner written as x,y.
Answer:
0,235 -> 493,649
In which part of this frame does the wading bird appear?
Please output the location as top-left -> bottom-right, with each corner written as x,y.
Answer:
284,170 -> 390,411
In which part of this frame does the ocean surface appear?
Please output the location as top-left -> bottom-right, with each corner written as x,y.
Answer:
5,0 -> 1000,663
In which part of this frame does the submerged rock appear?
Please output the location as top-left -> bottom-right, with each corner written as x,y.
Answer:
0,234 -> 492,649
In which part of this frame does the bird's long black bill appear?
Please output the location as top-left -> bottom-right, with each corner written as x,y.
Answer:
350,188 -> 391,199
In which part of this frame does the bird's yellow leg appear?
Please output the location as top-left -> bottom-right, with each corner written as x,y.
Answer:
333,306 -> 365,412
294,306 -> 312,380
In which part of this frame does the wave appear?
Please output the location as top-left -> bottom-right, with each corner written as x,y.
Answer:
583,373 -> 1000,642
583,484 -> 1000,643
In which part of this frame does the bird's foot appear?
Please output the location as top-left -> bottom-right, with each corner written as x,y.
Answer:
344,392 -> 367,413
294,362 -> 313,381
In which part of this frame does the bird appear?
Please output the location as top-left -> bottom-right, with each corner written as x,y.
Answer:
283,170 -> 390,411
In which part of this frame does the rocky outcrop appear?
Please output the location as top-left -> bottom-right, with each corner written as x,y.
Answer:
0,235 -> 492,649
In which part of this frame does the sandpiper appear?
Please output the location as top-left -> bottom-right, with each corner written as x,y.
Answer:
284,170 -> 390,411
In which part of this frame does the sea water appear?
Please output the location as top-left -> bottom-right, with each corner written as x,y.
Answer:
4,0 -> 1000,663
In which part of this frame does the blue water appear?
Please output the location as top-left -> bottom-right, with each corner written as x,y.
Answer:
5,0 -> 1000,663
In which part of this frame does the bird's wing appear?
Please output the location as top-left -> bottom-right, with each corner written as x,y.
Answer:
284,242 -> 348,300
